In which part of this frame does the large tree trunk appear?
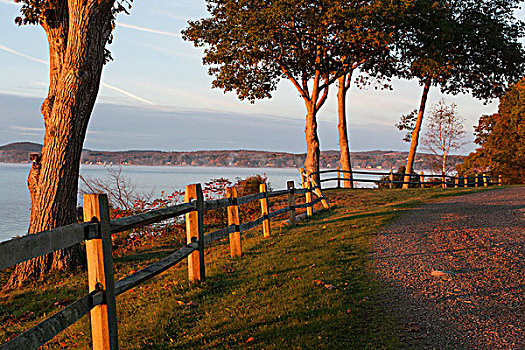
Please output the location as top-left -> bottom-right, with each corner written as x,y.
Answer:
403,78 -> 431,189
337,73 -> 353,188
5,0 -> 116,289
304,103 -> 321,183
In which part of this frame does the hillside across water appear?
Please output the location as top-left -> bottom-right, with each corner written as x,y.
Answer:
0,142 -> 465,170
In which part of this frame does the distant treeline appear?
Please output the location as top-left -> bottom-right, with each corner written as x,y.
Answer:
0,142 -> 464,170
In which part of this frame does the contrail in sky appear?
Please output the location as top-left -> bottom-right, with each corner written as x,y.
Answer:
0,43 -> 155,106
116,22 -> 181,38
0,44 -> 49,65
101,83 -> 154,105
1,3 -> 181,39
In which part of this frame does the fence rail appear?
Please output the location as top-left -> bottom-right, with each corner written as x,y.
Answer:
302,167 -> 502,189
0,178 -> 329,350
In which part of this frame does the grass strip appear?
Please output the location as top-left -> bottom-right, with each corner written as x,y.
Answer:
0,187 -> 491,349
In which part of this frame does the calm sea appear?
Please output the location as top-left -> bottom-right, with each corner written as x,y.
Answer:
0,163 -> 382,243
0,164 -> 303,242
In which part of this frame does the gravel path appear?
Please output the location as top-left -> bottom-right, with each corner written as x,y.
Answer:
373,187 -> 525,349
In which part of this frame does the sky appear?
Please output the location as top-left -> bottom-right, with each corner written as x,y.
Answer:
0,0 -> 523,154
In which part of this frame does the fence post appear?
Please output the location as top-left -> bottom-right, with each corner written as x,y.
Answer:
83,194 -> 119,350
306,181 -> 313,218
185,184 -> 205,282
454,177 -> 459,188
314,186 -> 330,209
337,166 -> 341,189
305,171 -> 312,188
475,174 -> 479,187
389,169 -> 393,189
420,172 -> 424,189
464,176 -> 468,188
483,173 -> 488,187
227,187 -> 242,257
287,181 -> 296,226
498,175 -> 502,186
300,168 -> 306,188
259,183 -> 271,238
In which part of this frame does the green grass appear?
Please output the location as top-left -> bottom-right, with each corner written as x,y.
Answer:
0,186 -> 492,349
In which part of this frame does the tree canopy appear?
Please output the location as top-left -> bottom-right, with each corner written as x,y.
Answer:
459,78 -> 525,183
396,0 -> 525,98
395,0 -> 524,188
183,0 -> 400,102
182,0 -> 405,176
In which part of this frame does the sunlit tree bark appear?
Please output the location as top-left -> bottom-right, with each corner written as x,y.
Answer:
6,0 -> 120,288
337,72 -> 354,188
402,78 -> 430,189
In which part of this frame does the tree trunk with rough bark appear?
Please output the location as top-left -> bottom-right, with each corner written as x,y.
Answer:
304,102 -> 321,183
403,78 -> 431,189
337,73 -> 353,188
5,0 -> 116,289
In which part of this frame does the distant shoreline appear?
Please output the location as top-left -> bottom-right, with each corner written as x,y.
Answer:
0,142 -> 466,171
0,162 -> 396,172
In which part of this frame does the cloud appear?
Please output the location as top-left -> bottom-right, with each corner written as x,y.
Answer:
116,22 -> 181,38
12,126 -> 43,132
0,42 -> 155,106
0,0 -> 17,6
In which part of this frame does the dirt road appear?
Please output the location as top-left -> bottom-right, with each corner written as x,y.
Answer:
373,187 -> 525,349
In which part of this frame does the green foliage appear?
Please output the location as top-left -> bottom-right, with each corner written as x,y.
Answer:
182,0 -> 405,104
395,109 -> 418,142
13,0 -> 132,26
12,0 -> 133,63
234,174 -> 268,196
377,165 -> 419,189
459,78 -> 525,183
395,0 -> 525,99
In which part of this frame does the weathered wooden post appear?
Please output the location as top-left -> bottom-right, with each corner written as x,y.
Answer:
83,194 -> 119,350
227,187 -> 242,257
185,184 -> 205,282
336,166 -> 341,189
420,172 -> 424,189
389,169 -> 394,189
498,175 -> 502,186
306,171 -> 312,189
306,180 -> 313,218
300,168 -> 306,189
259,183 -> 271,238
454,177 -> 459,188
483,173 -> 488,187
475,174 -> 479,187
464,176 -> 468,188
287,181 -> 296,226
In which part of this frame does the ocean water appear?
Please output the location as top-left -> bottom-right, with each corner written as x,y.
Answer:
0,164 -> 302,242
0,163 -> 383,243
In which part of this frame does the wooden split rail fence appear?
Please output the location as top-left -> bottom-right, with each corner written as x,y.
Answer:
0,178 -> 330,350
301,167 -> 502,189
